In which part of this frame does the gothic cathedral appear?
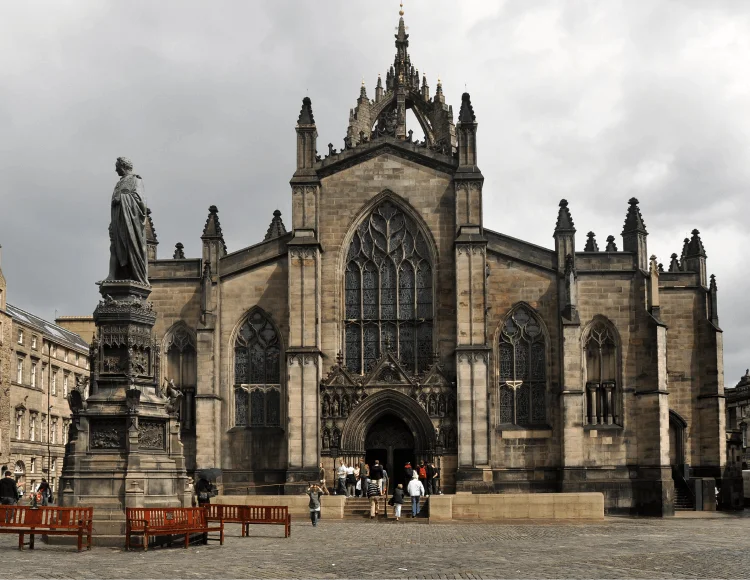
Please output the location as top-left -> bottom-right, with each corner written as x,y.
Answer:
147,13 -> 727,515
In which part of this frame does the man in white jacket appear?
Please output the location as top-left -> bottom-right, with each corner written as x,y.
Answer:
407,473 -> 424,518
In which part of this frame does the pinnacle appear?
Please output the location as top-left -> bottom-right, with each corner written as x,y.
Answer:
458,92 -> 476,124
554,199 -> 575,232
145,208 -> 158,243
298,96 -> 315,125
584,232 -> 599,252
686,229 -> 706,258
173,242 -> 185,259
668,253 -> 681,272
202,205 -> 227,254
622,198 -> 647,234
264,209 -> 287,241
605,235 -> 618,252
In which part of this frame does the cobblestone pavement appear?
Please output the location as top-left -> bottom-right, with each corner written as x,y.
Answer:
2,513 -> 750,579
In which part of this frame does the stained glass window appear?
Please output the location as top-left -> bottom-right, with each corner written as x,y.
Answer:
344,200 -> 433,375
497,306 -> 547,425
584,320 -> 618,425
234,311 -> 282,427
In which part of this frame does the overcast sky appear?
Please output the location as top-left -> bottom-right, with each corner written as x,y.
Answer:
0,1 -> 748,384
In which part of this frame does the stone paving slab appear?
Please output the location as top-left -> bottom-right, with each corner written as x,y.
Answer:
0,514 -> 749,579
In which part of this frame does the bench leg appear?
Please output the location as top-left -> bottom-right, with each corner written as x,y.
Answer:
78,529 -> 82,552
144,532 -> 149,552
202,532 -> 208,545
125,531 -> 130,551
30,533 -> 35,550
18,533 -> 23,551
220,526 -> 224,546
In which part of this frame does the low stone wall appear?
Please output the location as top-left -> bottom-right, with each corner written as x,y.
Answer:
430,492 -> 605,521
213,494 -> 346,519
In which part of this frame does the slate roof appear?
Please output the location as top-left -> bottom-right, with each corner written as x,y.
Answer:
6,303 -> 89,353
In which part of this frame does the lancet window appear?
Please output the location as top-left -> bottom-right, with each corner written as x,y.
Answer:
498,306 -> 547,426
234,311 -> 281,427
164,324 -> 197,433
584,319 -> 618,425
344,200 -> 434,375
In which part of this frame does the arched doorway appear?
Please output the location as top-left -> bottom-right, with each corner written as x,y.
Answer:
365,414 -> 415,493
669,411 -> 687,468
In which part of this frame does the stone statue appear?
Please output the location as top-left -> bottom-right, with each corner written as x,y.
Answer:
107,157 -> 148,285
164,379 -> 184,416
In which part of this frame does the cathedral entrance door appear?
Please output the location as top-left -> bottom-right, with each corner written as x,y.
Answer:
364,414 -> 415,495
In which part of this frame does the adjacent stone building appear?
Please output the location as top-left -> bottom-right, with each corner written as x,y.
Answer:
145,12 -> 727,514
0,249 -> 90,496
726,370 -> 750,468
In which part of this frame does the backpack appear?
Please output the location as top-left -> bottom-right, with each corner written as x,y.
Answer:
418,466 -> 427,479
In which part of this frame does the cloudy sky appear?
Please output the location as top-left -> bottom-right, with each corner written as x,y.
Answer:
1,0 -> 748,384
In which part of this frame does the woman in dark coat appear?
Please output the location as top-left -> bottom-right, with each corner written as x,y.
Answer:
195,476 -> 212,506
390,483 -> 405,521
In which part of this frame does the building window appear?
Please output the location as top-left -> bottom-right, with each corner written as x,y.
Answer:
498,306 -> 547,426
29,414 -> 37,442
17,329 -> 23,345
41,415 -> 47,443
16,357 -> 24,384
31,362 -> 37,388
344,200 -> 434,375
584,319 -> 619,425
31,335 -> 37,349
75,352 -> 79,365
41,364 -> 46,390
51,369 -> 57,395
51,417 -> 58,444
30,458 -> 36,473
15,411 -> 23,439
86,357 -> 89,370
729,407 -> 738,430
63,349 -> 68,362
63,420 -> 70,444
51,459 -> 57,473
51,344 -> 57,358
63,374 -> 69,397
233,311 -> 281,427
164,324 -> 197,432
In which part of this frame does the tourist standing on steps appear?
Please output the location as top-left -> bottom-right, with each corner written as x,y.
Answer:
417,460 -> 428,494
431,461 -> 441,495
307,483 -> 325,526
390,483 -> 405,521
382,467 -> 389,495
367,478 -> 381,519
370,459 -> 384,493
404,462 -> 414,492
346,463 -> 356,497
318,462 -> 329,495
424,462 -> 434,497
407,472 -> 425,518
337,459 -> 349,497
359,458 -> 369,498
0,470 -> 19,505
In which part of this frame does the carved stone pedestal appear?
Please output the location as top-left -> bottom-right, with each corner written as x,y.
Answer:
59,280 -> 190,546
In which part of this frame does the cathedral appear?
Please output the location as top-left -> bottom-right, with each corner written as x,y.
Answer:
146,11 -> 727,515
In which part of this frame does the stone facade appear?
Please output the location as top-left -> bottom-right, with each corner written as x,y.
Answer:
0,252 -> 90,497
145,13 -> 727,514
726,371 -> 750,468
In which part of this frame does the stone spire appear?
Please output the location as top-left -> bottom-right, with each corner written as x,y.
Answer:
554,200 -> 576,273
621,198 -> 648,271
296,97 -> 318,174
173,242 -> 185,259
684,229 -> 708,286
145,208 -> 158,260
554,199 -> 575,232
264,210 -> 287,241
605,235 -> 617,252
375,73 -> 384,102
708,273 -> 719,327
298,96 -> 315,125
668,253 -> 681,272
456,93 -> 478,168
201,205 -> 227,265
584,232 -> 599,252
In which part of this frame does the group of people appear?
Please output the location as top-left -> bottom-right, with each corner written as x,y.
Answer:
0,470 -> 52,506
309,457 -> 441,524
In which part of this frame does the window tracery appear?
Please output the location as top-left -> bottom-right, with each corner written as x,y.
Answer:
164,324 -> 197,432
233,311 -> 281,427
584,320 -> 618,425
344,200 -> 433,375
498,306 -> 547,426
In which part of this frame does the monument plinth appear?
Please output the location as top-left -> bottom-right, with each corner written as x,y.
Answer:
60,159 -> 189,546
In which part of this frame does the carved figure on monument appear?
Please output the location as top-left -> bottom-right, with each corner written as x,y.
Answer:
67,389 -> 87,414
341,395 -> 350,417
107,157 -> 149,285
163,378 -> 184,416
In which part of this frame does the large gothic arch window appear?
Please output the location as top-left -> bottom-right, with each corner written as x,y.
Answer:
164,323 -> 197,432
498,306 -> 548,426
344,200 -> 434,375
583,318 -> 619,425
233,310 -> 281,427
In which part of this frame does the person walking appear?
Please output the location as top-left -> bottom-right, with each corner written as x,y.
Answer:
390,483 -> 405,521
0,470 -> 19,505
307,483 -> 325,526
382,467 -> 389,495
367,477 -> 381,519
37,478 -> 51,506
424,462 -> 434,497
407,472 -> 425,518
417,460 -> 428,493
431,461 -> 441,495
370,460 -> 384,493
318,462 -> 330,495
337,459 -> 349,497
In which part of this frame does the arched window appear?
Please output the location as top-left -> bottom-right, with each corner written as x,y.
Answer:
344,200 -> 433,374
498,306 -> 547,426
164,323 -> 197,432
234,310 -> 281,427
584,319 -> 619,425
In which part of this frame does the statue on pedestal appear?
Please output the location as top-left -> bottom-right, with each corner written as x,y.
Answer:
107,157 -> 148,285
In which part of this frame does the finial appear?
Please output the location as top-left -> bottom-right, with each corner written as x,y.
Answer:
437,74 -> 442,85
362,76 -> 365,86
399,1 -> 404,17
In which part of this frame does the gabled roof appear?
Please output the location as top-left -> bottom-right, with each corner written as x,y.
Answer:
7,303 -> 89,352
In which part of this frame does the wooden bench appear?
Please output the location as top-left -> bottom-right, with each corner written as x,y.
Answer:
0,506 -> 93,552
206,504 -> 291,538
125,507 -> 224,551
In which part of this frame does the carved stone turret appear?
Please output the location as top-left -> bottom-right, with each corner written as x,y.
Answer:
584,232 -> 599,252
201,205 -> 227,273
145,209 -> 158,261
683,229 -> 707,286
622,198 -> 648,271
264,210 -> 287,241
296,97 -> 318,174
